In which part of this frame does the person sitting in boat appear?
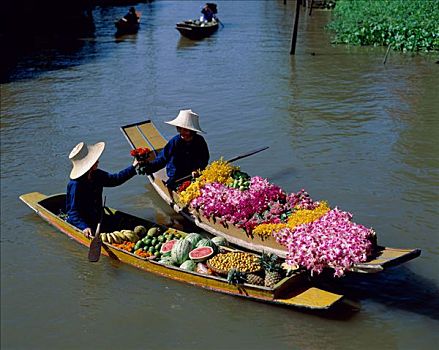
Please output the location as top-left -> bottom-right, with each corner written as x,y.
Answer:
123,7 -> 139,24
142,109 -> 210,190
200,3 -> 216,22
66,141 -> 142,238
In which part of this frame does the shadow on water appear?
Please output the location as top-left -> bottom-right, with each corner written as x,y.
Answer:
313,266 -> 439,321
1,34 -> 99,84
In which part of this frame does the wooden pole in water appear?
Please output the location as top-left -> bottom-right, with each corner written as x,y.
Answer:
290,0 -> 301,55
383,44 -> 392,64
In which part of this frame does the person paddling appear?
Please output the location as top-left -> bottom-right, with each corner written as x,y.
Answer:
66,141 -> 141,238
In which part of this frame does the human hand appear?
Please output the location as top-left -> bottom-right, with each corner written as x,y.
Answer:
83,227 -> 93,238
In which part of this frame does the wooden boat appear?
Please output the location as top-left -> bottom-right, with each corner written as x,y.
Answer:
176,19 -> 219,40
20,191 -> 345,310
120,120 -> 422,274
115,11 -> 141,36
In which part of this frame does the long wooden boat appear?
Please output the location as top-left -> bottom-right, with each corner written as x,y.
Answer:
115,11 -> 141,36
20,191 -> 345,310
120,120 -> 421,274
176,19 -> 219,40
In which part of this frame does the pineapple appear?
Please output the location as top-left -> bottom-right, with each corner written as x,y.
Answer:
260,252 -> 284,288
227,268 -> 246,285
246,273 -> 264,286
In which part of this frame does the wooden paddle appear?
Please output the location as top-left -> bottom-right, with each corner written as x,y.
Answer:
174,146 -> 269,185
88,196 -> 106,262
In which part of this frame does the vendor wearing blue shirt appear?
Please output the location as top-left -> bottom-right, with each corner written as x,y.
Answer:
145,109 -> 210,190
66,141 -> 140,238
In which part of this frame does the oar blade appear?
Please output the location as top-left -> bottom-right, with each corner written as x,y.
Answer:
88,234 -> 102,262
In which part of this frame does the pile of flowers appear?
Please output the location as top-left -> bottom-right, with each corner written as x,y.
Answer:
179,159 -> 237,205
274,208 -> 375,277
190,176 -> 285,232
177,158 -> 376,277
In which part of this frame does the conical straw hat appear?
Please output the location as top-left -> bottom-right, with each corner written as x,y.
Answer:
165,109 -> 205,133
69,142 -> 105,179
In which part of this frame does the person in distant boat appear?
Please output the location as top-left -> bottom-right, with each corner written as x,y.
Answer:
143,109 -> 210,190
66,141 -> 142,238
200,3 -> 215,22
124,7 -> 139,24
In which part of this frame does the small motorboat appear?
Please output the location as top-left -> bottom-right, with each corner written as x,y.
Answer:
176,19 -> 219,40
176,3 -> 221,40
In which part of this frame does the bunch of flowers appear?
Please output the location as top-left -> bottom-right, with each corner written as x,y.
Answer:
178,159 -> 237,205
130,147 -> 151,175
285,201 -> 330,229
287,189 -> 318,210
190,176 -> 285,231
198,158 -> 237,184
274,208 -> 375,277
177,180 -> 191,193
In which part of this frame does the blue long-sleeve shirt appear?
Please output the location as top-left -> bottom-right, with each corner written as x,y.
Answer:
66,165 -> 136,231
147,134 -> 209,188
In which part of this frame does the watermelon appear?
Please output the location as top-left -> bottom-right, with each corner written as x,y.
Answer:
158,257 -> 175,265
160,239 -> 178,254
211,236 -> 228,247
184,232 -> 203,248
180,260 -> 197,271
171,239 -> 192,265
196,238 -> 218,252
189,246 -> 214,263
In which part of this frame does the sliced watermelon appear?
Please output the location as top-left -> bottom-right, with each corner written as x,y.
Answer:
189,246 -> 215,263
160,239 -> 178,254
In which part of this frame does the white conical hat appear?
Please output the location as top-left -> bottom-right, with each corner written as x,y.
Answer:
165,109 -> 205,133
69,141 -> 105,179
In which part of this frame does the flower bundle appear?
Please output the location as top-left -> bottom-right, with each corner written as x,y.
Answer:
130,147 -> 151,175
198,158 -> 237,185
190,176 -> 286,230
274,208 -> 375,277
286,201 -> 331,229
178,159 -> 237,205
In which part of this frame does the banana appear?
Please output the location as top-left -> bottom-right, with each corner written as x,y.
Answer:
100,233 -> 107,242
114,231 -> 124,239
118,231 -> 129,241
110,232 -> 120,244
106,233 -> 113,244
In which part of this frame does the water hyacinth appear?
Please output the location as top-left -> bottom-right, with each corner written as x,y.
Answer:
274,208 -> 374,277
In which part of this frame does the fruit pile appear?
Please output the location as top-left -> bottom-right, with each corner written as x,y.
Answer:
100,228 -> 141,244
133,227 -> 183,260
207,251 -> 261,274
157,234 -> 228,273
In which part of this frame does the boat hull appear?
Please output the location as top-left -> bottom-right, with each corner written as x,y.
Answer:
176,19 -> 219,40
20,191 -> 344,310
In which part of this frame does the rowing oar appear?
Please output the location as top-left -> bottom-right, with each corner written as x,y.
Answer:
174,146 -> 269,185
88,196 -> 106,262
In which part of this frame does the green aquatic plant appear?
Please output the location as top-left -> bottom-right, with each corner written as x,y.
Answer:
327,0 -> 439,52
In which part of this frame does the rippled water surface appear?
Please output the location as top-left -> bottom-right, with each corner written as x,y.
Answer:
1,1 -> 439,349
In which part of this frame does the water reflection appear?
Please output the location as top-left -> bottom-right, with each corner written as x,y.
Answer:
314,266 -> 439,321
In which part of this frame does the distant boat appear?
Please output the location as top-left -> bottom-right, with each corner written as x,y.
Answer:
176,18 -> 219,40
115,10 -> 141,36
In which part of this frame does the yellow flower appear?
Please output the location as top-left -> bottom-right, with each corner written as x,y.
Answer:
286,201 -> 330,229
253,223 -> 287,239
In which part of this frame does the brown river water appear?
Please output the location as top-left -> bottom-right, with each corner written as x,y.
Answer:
1,1 -> 438,349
